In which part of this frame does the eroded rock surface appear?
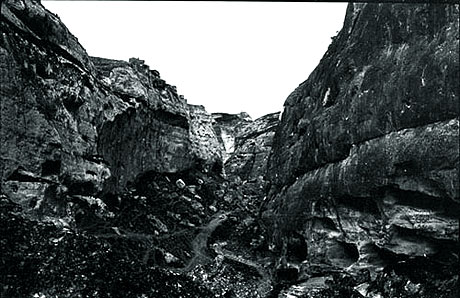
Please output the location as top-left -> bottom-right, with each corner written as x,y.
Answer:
2,1 -> 459,297
225,112 -> 280,181
1,0 -> 224,296
263,2 -> 459,297
0,1 -> 265,297
213,112 -> 280,181
212,112 -> 252,162
94,58 -> 223,192
1,0 -> 222,207
1,0 -> 120,215
188,105 -> 223,173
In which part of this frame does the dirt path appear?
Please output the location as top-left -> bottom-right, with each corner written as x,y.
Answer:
177,211 -> 273,295
180,211 -> 229,272
213,242 -> 272,295
214,244 -> 269,280
278,277 -> 331,298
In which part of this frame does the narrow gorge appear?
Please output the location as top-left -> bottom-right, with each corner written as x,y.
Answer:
1,1 -> 458,297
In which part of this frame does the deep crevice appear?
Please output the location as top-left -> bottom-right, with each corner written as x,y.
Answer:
380,186 -> 460,218
41,160 -> 61,176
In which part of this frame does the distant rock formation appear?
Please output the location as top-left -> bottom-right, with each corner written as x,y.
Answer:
212,112 -> 280,181
263,1 -> 459,285
226,112 -> 280,181
188,105 -> 223,173
212,112 -> 252,162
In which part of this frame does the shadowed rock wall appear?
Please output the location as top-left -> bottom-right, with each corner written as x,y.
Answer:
263,2 -> 459,276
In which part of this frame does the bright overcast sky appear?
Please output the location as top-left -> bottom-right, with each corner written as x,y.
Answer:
43,1 -> 348,119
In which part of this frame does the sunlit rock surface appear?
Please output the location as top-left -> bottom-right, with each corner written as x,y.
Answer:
225,112 -> 280,181
212,112 -> 252,162
212,112 -> 280,181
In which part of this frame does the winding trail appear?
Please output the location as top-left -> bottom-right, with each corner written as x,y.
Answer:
177,211 -> 273,295
278,277 -> 331,298
213,243 -> 270,281
180,211 -> 229,272
213,243 -> 272,295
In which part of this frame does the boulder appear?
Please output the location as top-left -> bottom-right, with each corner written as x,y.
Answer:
175,179 -> 186,189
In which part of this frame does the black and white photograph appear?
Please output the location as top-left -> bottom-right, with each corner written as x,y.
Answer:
0,0 -> 458,297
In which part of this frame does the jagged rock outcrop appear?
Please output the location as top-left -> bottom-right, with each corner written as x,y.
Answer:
1,0 -> 120,215
0,0 -> 222,212
213,112 -> 280,181
0,1 -> 224,296
212,112 -> 252,162
225,112 -> 280,181
263,2 -> 459,295
94,58 -> 222,192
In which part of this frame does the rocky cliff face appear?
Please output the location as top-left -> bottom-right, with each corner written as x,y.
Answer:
1,0 -> 222,211
188,105 -> 223,173
224,112 -> 280,181
212,112 -> 280,180
212,112 -> 253,162
93,57 -> 222,192
263,2 -> 459,296
2,0 -> 116,213
1,0 -> 226,296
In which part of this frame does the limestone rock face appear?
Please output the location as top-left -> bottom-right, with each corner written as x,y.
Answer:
212,112 -> 280,181
0,0 -> 222,213
94,59 -> 222,192
188,105 -> 223,172
263,2 -> 459,276
225,112 -> 280,181
212,112 -> 252,162
1,0 -> 120,214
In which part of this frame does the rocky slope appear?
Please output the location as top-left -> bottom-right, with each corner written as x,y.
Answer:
203,112 -> 281,297
263,2 -> 459,297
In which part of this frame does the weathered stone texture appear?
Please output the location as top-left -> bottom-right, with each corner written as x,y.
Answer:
263,2 -> 459,273
1,0 -> 222,213
225,112 -> 280,181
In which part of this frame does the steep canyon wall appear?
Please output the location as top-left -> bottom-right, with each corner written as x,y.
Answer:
263,2 -> 459,278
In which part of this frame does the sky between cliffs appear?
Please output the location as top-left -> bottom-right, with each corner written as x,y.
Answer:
43,1 -> 348,119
